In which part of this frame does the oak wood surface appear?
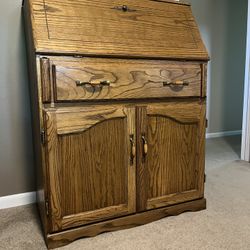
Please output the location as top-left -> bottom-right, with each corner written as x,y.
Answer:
44,105 -> 136,232
47,57 -> 202,101
40,58 -> 51,103
46,198 -> 206,249
23,1 -> 51,235
136,106 -> 148,211
150,0 -> 190,6
43,97 -> 204,108
201,63 -> 208,97
23,0 -> 208,248
137,101 -> 205,211
26,0 -> 208,60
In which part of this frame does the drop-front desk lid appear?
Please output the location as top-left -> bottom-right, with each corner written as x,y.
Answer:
24,0 -> 209,60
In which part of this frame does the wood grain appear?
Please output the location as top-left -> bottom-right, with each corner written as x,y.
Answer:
136,106 -> 148,212
46,198 -> 206,249
23,1 -> 51,235
40,57 -> 51,103
197,100 -> 206,196
45,105 -> 136,231
45,110 -> 62,232
137,101 -> 205,211
49,57 -> 202,101
201,63 -> 208,97
147,116 -> 197,196
54,106 -> 127,135
26,0 -> 208,60
23,0 -> 208,247
150,0 -> 190,6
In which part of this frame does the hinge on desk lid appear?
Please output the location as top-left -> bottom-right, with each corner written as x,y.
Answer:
73,55 -> 84,58
45,200 -> 49,216
40,129 -> 46,145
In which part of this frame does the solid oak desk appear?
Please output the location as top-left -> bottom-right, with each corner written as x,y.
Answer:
23,0 -> 209,248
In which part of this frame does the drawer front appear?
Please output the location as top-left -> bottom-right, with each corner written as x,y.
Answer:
49,57 -> 202,102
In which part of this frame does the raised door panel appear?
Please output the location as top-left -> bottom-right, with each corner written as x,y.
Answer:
44,105 -> 136,232
137,101 -> 205,211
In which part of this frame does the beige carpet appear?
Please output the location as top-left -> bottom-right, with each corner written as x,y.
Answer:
1,136 -> 250,250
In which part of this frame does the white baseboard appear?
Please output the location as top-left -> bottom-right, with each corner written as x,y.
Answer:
0,192 -> 36,210
206,130 -> 242,139
0,130 -> 242,210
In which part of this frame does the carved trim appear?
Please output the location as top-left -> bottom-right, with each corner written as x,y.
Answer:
148,114 -> 199,125
46,199 -> 206,249
57,117 -> 126,136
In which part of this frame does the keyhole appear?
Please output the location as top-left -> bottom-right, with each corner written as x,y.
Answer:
122,5 -> 128,12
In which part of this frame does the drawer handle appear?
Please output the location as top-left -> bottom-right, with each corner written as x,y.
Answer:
142,135 -> 148,156
130,135 -> 136,165
76,80 -> 111,87
163,80 -> 189,87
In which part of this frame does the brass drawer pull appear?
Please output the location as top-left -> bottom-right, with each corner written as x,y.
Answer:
163,80 -> 189,87
142,135 -> 148,156
130,135 -> 136,165
76,80 -> 111,87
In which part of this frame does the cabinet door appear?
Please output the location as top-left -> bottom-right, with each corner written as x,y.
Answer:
44,105 -> 136,232
136,101 -> 205,211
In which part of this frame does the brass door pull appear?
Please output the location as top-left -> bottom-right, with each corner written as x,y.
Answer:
76,80 -> 111,87
163,80 -> 189,87
142,135 -> 148,156
130,135 -> 136,165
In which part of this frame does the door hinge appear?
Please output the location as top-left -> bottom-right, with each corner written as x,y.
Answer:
204,174 -> 206,183
73,55 -> 84,58
40,130 -> 46,145
45,200 -> 49,216
205,119 -> 208,128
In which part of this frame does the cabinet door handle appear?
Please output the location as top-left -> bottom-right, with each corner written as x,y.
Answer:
76,80 -> 111,87
163,80 -> 189,87
130,135 -> 136,165
142,135 -> 148,156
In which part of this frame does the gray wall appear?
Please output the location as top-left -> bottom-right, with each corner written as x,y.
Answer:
0,0 -> 35,196
190,0 -> 248,133
0,0 -> 248,197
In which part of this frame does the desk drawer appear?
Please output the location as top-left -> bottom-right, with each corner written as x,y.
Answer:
47,57 -> 202,102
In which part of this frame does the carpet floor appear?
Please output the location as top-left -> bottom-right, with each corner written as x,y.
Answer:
1,136 -> 250,250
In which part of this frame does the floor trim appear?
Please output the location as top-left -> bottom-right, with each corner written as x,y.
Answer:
206,130 -> 242,139
0,192 -> 36,210
47,198 -> 206,249
0,131 -> 241,210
